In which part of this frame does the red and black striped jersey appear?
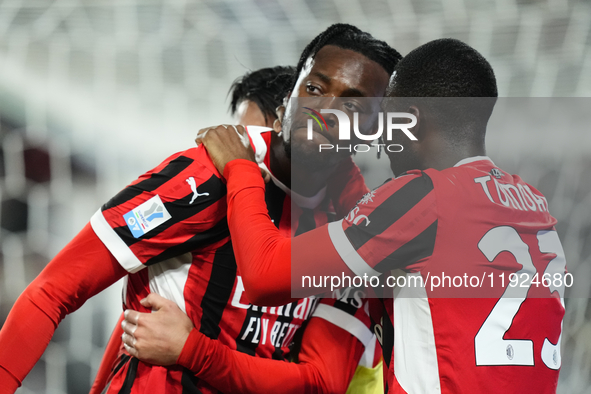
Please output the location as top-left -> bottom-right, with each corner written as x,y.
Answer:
325,156 -> 565,394
91,127 -> 374,393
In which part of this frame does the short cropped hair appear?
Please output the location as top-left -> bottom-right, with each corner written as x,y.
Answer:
387,38 -> 498,143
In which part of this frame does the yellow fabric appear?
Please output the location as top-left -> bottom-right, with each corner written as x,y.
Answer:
345,359 -> 384,394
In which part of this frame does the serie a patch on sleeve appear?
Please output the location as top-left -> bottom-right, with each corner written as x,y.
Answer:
123,195 -> 172,238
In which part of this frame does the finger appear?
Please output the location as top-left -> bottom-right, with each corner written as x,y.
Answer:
261,168 -> 271,183
121,332 -> 136,347
224,124 -> 250,148
220,124 -> 242,139
130,309 -> 140,325
121,319 -> 138,336
235,126 -> 249,148
229,124 -> 240,137
141,293 -> 173,311
196,127 -> 218,146
232,124 -> 247,137
195,127 -> 211,140
124,309 -> 142,326
220,124 -> 245,136
123,342 -> 138,358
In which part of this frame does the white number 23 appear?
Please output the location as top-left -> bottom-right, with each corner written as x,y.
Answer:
475,227 -> 566,369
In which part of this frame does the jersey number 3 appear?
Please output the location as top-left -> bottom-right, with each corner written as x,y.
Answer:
475,226 -> 565,369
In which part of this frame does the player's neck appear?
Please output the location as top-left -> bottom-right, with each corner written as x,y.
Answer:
269,133 -> 335,197
424,143 -> 486,171
410,124 -> 487,171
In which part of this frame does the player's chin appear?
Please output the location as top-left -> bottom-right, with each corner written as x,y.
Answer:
290,127 -> 333,146
290,139 -> 346,171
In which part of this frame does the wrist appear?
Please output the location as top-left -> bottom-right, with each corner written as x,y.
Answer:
223,159 -> 260,180
177,328 -> 205,373
0,365 -> 20,393
225,160 -> 265,199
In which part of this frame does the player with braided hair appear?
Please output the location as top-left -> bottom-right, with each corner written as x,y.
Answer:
292,23 -> 400,88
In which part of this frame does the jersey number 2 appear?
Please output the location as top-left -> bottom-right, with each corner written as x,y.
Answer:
475,226 -> 565,369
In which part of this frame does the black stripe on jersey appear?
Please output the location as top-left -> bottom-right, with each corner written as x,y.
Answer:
270,298 -> 316,360
101,359 -> 126,394
181,369 -> 204,394
117,357 -> 139,394
380,302 -> 394,370
113,174 -> 226,247
374,219 -> 438,273
287,318 -> 308,362
330,297 -> 363,317
235,308 -> 264,357
112,354 -> 131,378
272,320 -> 291,360
344,173 -> 434,249
199,241 -> 237,340
264,180 -> 286,227
145,217 -> 230,266
104,156 -> 194,210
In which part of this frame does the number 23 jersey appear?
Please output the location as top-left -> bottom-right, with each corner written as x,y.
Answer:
328,156 -> 565,394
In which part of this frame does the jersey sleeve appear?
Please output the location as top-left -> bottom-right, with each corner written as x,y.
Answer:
326,170 -> 438,276
178,314 -> 365,394
311,289 -> 384,392
312,289 -> 374,350
224,160 -> 439,303
0,224 -> 127,391
90,147 -> 230,273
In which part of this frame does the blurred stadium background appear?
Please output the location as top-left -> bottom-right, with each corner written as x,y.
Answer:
0,0 -> 589,392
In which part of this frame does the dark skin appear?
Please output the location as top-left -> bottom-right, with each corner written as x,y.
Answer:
196,105 -> 486,179
385,105 -> 486,176
197,104 -> 488,182
199,51 -> 486,181
199,45 -> 390,196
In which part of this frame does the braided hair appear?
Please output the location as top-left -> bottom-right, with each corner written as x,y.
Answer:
292,23 -> 402,90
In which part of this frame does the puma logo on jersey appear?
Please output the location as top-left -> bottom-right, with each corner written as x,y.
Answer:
186,177 -> 209,204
